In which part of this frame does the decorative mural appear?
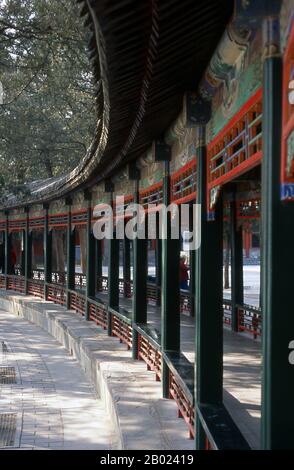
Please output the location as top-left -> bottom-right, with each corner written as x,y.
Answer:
49,200 -> 67,216
71,192 -> 87,212
139,162 -> 163,191
197,2 -> 265,220
92,184 -> 112,207
206,29 -> 262,143
170,127 -> 197,174
29,205 -> 44,218
281,17 -> 294,201
112,169 -> 134,199
280,0 -> 294,52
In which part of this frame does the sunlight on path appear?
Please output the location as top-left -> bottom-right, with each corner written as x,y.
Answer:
0,310 -> 116,450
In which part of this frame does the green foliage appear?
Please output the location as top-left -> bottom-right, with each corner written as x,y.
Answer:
0,0 -> 95,195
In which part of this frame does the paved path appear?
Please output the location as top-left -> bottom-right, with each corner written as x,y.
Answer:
0,309 -> 116,450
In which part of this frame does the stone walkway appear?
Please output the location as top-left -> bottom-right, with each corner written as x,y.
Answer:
0,309 -> 116,450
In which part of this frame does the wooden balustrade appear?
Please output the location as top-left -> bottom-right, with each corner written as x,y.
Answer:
0,274 -> 5,289
69,291 -> 86,316
89,300 -> 107,329
111,313 -> 132,349
138,333 -> 162,381
237,304 -> 261,339
7,275 -> 25,293
222,300 -> 261,339
208,91 -> 262,187
28,280 -> 44,298
171,160 -> 197,204
169,370 -> 195,439
47,284 -> 66,306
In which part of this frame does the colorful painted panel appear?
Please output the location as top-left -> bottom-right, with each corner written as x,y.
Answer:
207,88 -> 262,219
171,160 -> 197,204
207,31 -> 262,143
139,163 -> 164,191
281,18 -> 294,201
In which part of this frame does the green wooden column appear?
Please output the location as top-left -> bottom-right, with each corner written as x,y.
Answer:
230,198 -> 243,331
161,158 -> 181,398
66,199 -> 75,309
43,204 -> 52,300
261,14 -> 294,450
155,213 -> 162,306
96,239 -> 103,291
108,235 -> 120,335
20,231 -> 25,276
106,182 -> 120,336
24,207 -> 32,295
4,211 -> 10,289
195,125 -> 223,449
132,179 -> 148,359
189,203 -> 196,317
85,194 -> 96,320
123,234 -> 131,298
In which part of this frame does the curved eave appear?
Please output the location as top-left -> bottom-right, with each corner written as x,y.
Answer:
1,0 -> 233,210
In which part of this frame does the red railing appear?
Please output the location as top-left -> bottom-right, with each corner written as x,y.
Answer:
169,371 -> 194,439
111,314 -> 132,349
208,89 -> 262,188
28,280 -> 44,299
69,291 -> 86,316
0,274 -> 5,289
138,334 -> 162,381
171,160 -> 196,204
237,305 -> 261,339
139,182 -> 163,209
89,301 -> 107,329
47,284 -> 66,306
7,275 -> 25,293
223,300 -> 262,339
